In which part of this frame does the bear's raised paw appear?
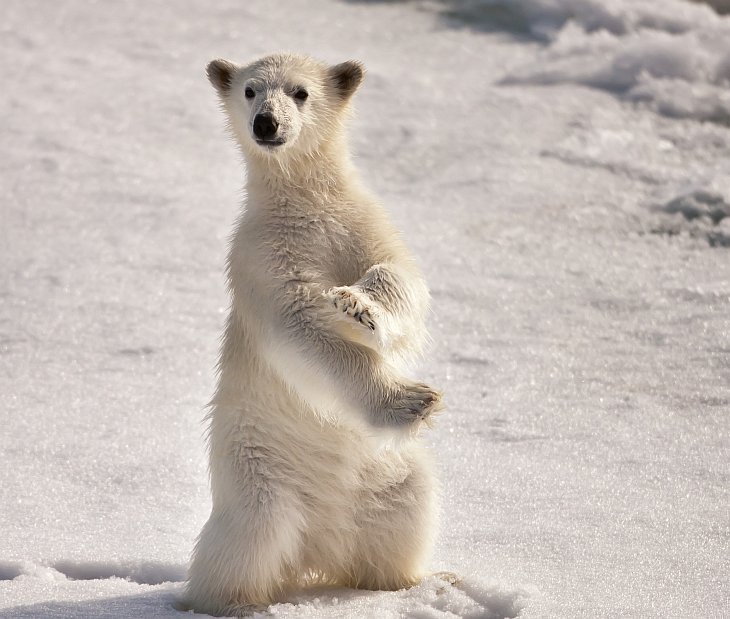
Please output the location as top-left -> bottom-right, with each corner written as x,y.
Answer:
325,286 -> 376,331
387,381 -> 443,427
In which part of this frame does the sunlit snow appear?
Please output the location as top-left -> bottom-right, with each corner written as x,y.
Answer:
1,0 -> 728,617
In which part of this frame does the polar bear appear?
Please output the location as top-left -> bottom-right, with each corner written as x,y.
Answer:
185,53 -> 443,616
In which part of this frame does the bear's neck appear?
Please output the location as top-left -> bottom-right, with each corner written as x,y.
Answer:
243,136 -> 358,203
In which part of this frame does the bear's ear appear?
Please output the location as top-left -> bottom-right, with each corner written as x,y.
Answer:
328,60 -> 365,101
207,59 -> 238,94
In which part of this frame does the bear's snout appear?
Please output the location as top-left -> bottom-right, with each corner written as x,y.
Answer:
253,113 -> 280,142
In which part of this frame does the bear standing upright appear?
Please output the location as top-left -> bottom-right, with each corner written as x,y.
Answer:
186,53 -> 443,616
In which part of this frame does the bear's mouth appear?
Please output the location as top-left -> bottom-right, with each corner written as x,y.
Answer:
255,138 -> 286,148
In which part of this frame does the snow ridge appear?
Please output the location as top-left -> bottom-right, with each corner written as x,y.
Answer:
499,0 -> 730,124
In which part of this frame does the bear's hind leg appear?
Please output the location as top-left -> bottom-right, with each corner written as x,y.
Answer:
347,453 -> 437,591
185,491 -> 304,616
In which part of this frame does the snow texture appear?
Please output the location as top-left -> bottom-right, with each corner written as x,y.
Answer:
498,0 -> 730,124
1,0 -> 728,617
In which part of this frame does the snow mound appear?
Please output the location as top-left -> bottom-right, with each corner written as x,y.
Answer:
498,0 -> 730,123
652,188 -> 730,246
267,575 -> 528,619
662,188 -> 730,223
627,75 -> 730,124
500,0 -> 718,39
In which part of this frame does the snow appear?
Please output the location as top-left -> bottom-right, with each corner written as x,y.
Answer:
1,0 -> 728,617
501,0 -> 730,123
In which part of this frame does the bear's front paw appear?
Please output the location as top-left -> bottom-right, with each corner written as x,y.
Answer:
386,381 -> 443,426
325,286 -> 376,331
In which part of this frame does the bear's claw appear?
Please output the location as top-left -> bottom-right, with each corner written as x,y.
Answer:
388,381 -> 443,425
326,286 -> 376,331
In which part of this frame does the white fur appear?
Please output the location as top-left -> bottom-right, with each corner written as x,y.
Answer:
186,53 -> 442,617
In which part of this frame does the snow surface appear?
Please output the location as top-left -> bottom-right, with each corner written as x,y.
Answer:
1,0 -> 728,617
501,0 -> 730,124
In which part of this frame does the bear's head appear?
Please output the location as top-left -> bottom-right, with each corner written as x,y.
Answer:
207,53 -> 364,161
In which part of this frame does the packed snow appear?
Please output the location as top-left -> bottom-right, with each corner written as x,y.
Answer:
1,0 -> 728,617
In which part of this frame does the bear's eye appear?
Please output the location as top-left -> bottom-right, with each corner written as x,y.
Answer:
245,87 -> 255,99
293,89 -> 309,102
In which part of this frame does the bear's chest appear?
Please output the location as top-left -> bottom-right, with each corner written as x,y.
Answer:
258,204 -> 370,285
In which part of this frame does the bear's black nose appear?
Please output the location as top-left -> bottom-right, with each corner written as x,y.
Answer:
253,113 -> 279,140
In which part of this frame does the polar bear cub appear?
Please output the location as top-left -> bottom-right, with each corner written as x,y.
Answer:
185,53 -> 443,616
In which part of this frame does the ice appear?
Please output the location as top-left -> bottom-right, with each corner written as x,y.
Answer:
1,0 -> 728,617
